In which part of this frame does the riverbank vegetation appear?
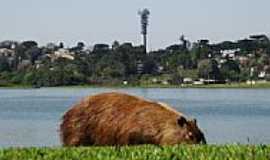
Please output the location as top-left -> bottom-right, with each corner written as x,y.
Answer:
2,81 -> 270,89
1,145 -> 269,160
1,34 -> 270,88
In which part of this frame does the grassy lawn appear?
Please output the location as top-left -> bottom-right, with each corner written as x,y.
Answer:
0,145 -> 270,160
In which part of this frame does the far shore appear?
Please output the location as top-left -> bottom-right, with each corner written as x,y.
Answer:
1,82 -> 270,89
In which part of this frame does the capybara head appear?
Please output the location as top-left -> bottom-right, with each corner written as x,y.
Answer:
161,116 -> 206,145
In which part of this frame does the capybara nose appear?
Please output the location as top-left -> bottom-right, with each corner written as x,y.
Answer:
201,136 -> 207,144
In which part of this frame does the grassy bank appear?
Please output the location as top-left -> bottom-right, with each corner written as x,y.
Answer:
130,82 -> 270,89
1,145 -> 270,160
180,82 -> 270,89
2,82 -> 270,89
38,82 -> 270,89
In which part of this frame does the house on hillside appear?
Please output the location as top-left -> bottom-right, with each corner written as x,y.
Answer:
0,41 -> 18,49
46,49 -> 75,61
237,56 -> 249,66
183,78 -> 193,84
220,48 -> 240,60
0,48 -> 16,66
0,48 -> 15,57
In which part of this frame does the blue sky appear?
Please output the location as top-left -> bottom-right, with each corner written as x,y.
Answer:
0,0 -> 269,49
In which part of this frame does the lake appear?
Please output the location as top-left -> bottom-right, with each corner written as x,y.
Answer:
0,88 -> 270,147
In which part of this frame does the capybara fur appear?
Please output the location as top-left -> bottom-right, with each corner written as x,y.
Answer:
60,92 -> 206,146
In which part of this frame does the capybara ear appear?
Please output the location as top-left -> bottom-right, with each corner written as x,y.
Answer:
192,119 -> 197,124
177,117 -> 187,127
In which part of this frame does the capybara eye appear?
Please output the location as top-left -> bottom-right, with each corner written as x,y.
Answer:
177,117 -> 187,127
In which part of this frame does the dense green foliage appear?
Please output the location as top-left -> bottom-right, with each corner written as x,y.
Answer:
0,145 -> 269,160
1,34 -> 270,87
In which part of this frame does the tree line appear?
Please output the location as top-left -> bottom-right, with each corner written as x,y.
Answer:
0,34 -> 270,87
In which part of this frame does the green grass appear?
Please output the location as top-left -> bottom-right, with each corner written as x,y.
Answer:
1,145 -> 270,160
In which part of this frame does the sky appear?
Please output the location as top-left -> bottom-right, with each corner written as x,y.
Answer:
0,0 -> 270,50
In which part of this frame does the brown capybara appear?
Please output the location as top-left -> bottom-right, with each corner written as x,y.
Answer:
60,92 -> 206,146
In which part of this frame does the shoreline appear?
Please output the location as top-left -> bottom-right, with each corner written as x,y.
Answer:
1,82 -> 270,89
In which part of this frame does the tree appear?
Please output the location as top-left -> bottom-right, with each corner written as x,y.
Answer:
69,42 -> 85,53
220,60 -> 241,81
170,73 -> 182,85
113,44 -> 140,76
25,47 -> 42,65
112,41 -> 120,50
166,44 -> 182,53
21,41 -> 38,49
95,54 -> 125,79
142,56 -> 158,74
0,57 -> 10,72
215,41 -> 237,50
190,40 -> 212,61
73,55 -> 95,77
166,51 -> 193,71
77,42 -> 85,50
93,44 -> 110,54
180,35 -> 190,51
59,42 -> 64,49
0,40 -> 18,49
198,59 -> 221,80
198,40 -> 212,59
14,40 -> 39,68
237,39 -> 257,54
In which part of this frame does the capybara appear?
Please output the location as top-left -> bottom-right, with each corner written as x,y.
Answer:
60,92 -> 206,146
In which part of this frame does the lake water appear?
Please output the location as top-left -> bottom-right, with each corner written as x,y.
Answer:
0,88 -> 270,147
